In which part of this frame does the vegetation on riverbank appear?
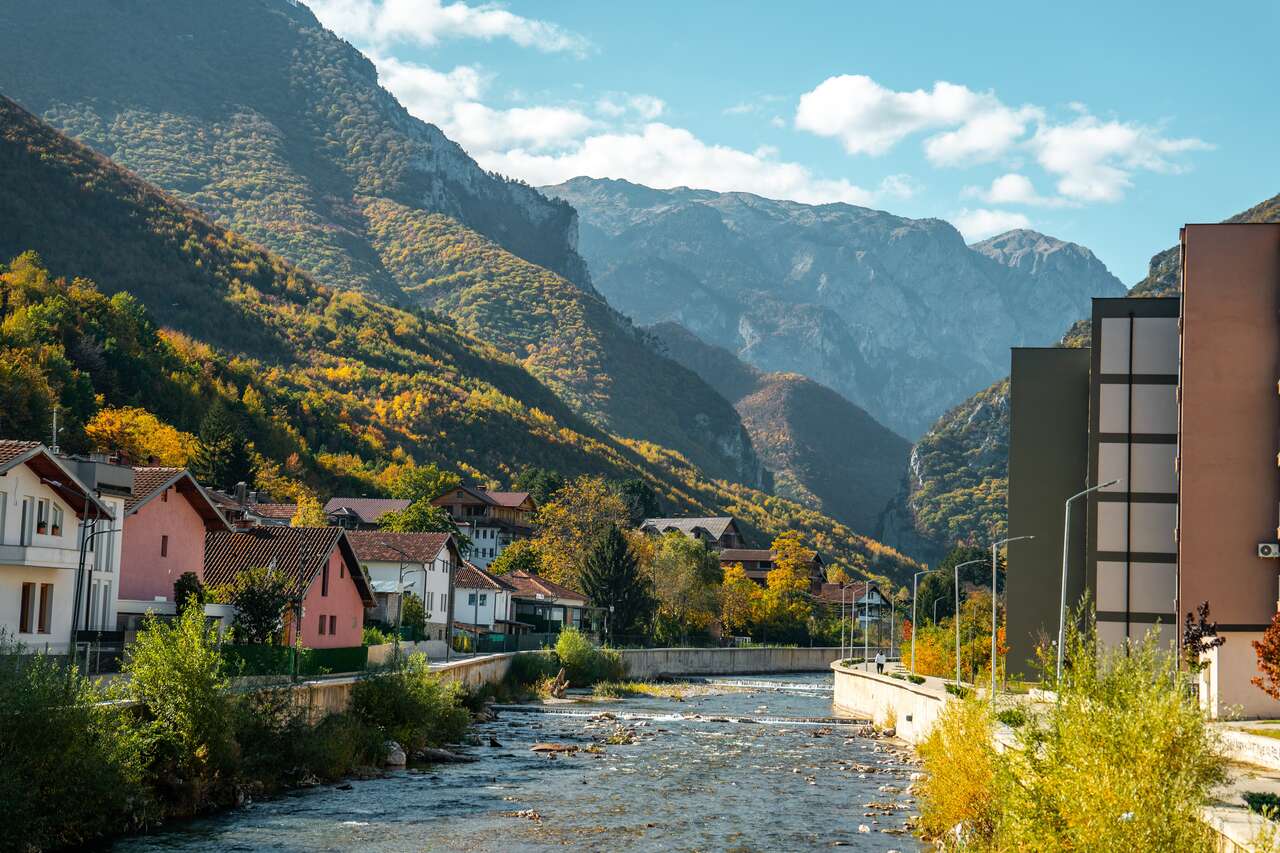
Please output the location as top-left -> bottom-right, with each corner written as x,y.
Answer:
0,609 -> 472,852
917,620 -> 1225,850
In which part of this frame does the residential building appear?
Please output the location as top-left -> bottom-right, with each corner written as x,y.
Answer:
431,485 -> 535,569
324,497 -> 410,530
0,441 -> 121,653
344,530 -> 461,641
116,467 -> 231,630
641,516 -> 745,550
203,526 -> 374,649
451,561 -> 526,637
816,580 -> 886,626
505,570 -> 602,635
719,546 -> 826,590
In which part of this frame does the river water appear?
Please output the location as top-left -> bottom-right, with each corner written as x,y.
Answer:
114,673 -> 921,852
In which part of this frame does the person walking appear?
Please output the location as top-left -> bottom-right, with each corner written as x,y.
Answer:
875,650 -> 885,675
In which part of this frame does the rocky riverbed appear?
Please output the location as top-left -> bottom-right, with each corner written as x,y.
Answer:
113,673 -> 921,851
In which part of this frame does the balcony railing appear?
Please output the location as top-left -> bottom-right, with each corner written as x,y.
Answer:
0,543 -> 82,570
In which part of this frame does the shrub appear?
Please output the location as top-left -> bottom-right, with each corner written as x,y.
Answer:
906,674 -> 926,685
349,654 -> 470,751
554,628 -> 626,686
945,682 -> 971,699
507,650 -> 559,686
0,639 -> 142,849
363,625 -> 391,646
994,707 -> 1027,728
1245,791 -> 1280,819
917,695 -> 1000,843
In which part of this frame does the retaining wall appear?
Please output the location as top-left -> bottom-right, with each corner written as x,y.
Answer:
619,646 -> 853,679
830,663 -> 948,744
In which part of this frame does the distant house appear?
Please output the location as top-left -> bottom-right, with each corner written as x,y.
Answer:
431,485 -> 536,569
344,530 -> 461,640
203,526 -> 374,649
324,497 -> 411,530
816,581 -> 887,626
640,516 -> 745,551
720,547 -> 826,590
0,441 -> 122,653
451,561 -> 527,638
204,488 -> 295,529
504,570 -> 602,636
117,467 -> 230,630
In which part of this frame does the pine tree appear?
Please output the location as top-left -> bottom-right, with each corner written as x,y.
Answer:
579,526 -> 653,644
191,401 -> 256,490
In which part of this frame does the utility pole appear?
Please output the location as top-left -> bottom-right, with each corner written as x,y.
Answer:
953,559 -> 985,685
1057,480 -> 1120,682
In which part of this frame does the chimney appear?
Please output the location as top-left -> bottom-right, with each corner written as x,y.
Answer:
235,482 -> 248,506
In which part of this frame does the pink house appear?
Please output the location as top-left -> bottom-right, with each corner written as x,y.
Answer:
203,526 -> 374,649
118,467 -> 229,627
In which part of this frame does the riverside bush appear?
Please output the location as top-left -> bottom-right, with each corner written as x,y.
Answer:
554,628 -> 625,686
350,654 -> 470,751
507,650 -> 559,686
918,617 -> 1226,850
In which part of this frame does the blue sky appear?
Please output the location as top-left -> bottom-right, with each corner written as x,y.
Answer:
311,0 -> 1278,283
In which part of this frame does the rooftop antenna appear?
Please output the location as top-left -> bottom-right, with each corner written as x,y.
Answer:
50,408 -> 61,455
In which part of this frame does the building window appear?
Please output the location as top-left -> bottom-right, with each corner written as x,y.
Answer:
440,593 -> 446,611
468,592 -> 477,606
328,615 -> 336,635
19,583 -> 34,633
20,496 -> 34,546
160,535 -> 169,557
36,498 -> 49,534
321,561 -> 329,596
479,593 -> 488,606
161,489 -> 168,502
50,506 -> 63,537
318,614 -> 327,635
0,490 -> 6,545
340,562 -> 345,579
38,584 -> 53,634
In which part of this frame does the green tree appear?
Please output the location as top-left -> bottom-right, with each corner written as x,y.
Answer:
387,462 -> 460,502
227,565 -> 293,644
173,571 -> 206,618
488,539 -> 541,576
191,401 -> 256,491
617,477 -> 660,526
918,545 -> 1002,625
649,532 -> 721,643
379,498 -> 471,554
400,591 -> 427,640
579,526 -> 653,643
513,466 -> 565,505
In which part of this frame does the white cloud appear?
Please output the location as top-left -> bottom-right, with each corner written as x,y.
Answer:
962,173 -> 1075,207
1030,115 -> 1211,202
794,75 -> 1037,164
309,0 -> 592,56
598,93 -> 666,120
477,123 -> 884,205
951,208 -> 1032,242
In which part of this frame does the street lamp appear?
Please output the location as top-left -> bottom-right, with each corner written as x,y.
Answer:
910,568 -> 933,674
1057,479 -> 1120,682
382,542 -> 426,668
952,559 -> 986,685
989,535 -> 1034,701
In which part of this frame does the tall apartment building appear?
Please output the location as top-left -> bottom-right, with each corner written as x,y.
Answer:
1006,222 -> 1280,717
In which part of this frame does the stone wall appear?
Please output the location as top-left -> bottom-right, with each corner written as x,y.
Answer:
619,646 -> 856,679
830,663 -> 948,744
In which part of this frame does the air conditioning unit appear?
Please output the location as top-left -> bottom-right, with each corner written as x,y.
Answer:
1260,543 -> 1280,559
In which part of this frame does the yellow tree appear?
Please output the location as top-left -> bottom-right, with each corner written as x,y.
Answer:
757,531 -> 816,641
649,531 -> 722,641
531,475 -> 630,587
290,492 -> 326,527
84,406 -> 197,466
720,563 -> 760,636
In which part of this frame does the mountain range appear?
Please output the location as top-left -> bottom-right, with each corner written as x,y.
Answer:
542,177 -> 1126,438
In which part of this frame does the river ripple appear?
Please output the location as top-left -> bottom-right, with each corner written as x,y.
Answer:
114,673 -> 921,852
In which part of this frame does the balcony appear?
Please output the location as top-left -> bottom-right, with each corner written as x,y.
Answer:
0,543 -> 82,571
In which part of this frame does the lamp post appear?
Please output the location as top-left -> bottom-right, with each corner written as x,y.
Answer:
989,535 -> 1034,701
952,559 -> 985,685
1057,480 -> 1120,682
383,543 -> 426,669
910,569 -> 932,674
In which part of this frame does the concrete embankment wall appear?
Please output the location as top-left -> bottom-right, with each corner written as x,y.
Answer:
830,663 -> 948,745
291,653 -> 516,719
620,646 -> 852,679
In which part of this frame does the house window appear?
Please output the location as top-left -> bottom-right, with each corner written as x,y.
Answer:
38,584 -> 53,634
318,614 -> 327,635
160,535 -> 169,557
99,582 -> 110,630
321,561 -> 330,596
0,491 -> 6,545
440,592 -> 446,611
161,489 -> 168,502
20,497 -> 34,546
19,583 -> 34,633
328,615 -> 336,635
479,593 -> 488,606
468,592 -> 477,606
340,563 -> 345,579
50,506 -> 63,537
36,498 -> 49,534
427,591 -> 435,611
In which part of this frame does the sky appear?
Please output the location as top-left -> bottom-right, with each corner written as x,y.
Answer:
309,0 -> 1279,283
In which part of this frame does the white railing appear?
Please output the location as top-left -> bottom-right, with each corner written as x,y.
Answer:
0,543 -> 81,570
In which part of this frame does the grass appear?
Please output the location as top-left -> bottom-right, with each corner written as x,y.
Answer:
591,680 -> 731,700
1245,791 -> 1280,819
1244,728 -> 1280,741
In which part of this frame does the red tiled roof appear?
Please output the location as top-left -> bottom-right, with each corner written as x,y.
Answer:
0,440 -> 114,518
483,490 -> 532,508
344,530 -> 453,565
323,496 -> 411,523
125,466 -> 186,513
454,562 -> 514,591
505,570 -> 588,604
0,439 -> 41,469
204,526 -> 374,606
249,502 -> 298,519
126,467 -> 229,530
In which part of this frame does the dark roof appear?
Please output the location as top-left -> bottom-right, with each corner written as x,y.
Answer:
719,548 -> 775,563
125,467 -> 229,530
815,581 -> 881,605
433,483 -> 495,506
454,562 -> 514,591
344,530 -> 455,564
642,516 -> 737,539
484,490 -> 533,508
323,496 -> 410,523
203,526 -> 374,606
0,440 -> 115,518
505,570 -> 589,604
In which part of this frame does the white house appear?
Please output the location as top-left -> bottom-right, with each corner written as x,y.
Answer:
431,486 -> 536,569
344,530 -> 461,641
451,561 -> 517,633
0,442 -> 127,654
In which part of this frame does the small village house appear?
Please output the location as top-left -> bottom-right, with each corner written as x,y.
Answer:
324,496 -> 410,530
344,530 -> 461,641
431,485 -> 535,568
203,526 -> 374,649
719,546 -> 826,591
641,516 -> 745,551
505,569 -> 603,637
451,561 -> 528,642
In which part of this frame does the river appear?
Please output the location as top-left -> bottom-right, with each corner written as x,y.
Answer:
113,673 -> 921,852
